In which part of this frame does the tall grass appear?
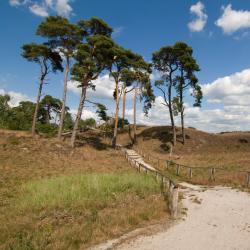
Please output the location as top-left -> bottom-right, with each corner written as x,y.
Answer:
17,173 -> 160,211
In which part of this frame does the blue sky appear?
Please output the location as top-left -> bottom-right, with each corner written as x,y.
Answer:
1,0 -> 250,132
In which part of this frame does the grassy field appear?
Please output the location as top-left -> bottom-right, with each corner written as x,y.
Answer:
0,130 -> 169,250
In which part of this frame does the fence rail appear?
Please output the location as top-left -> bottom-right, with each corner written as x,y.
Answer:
132,146 -> 250,188
118,146 -> 179,219
166,160 -> 250,188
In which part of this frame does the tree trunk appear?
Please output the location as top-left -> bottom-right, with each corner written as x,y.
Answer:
168,75 -> 176,146
122,88 -> 127,128
133,88 -> 137,144
58,56 -> 70,140
180,87 -> 185,144
70,84 -> 87,148
45,106 -> 50,124
31,76 -> 44,136
112,80 -> 120,148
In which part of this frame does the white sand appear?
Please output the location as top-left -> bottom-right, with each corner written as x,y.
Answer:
117,184 -> 250,250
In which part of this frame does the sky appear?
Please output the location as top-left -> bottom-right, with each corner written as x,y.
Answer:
1,0 -> 250,132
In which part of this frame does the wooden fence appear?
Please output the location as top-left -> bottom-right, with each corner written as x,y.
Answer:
132,146 -> 250,188
166,160 -> 250,188
117,146 -> 179,219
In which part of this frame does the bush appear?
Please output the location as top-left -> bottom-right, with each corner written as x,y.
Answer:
37,123 -> 58,137
160,143 -> 170,152
238,138 -> 248,143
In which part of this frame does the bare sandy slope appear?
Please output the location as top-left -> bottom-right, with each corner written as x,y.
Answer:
93,184 -> 250,250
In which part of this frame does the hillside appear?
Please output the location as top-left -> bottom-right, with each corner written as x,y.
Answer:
1,127 -> 250,249
0,129 -> 168,250
119,126 -> 250,170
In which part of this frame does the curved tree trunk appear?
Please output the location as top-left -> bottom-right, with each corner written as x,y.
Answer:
31,76 -> 44,136
122,88 -> 127,128
58,56 -> 70,140
71,85 -> 87,148
133,88 -> 137,144
112,80 -> 120,148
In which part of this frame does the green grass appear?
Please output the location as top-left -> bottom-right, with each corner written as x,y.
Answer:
1,172 -> 167,250
17,173 -> 160,211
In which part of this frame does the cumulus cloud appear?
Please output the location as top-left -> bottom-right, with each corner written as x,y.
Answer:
0,89 -> 31,107
9,0 -> 22,6
216,4 -> 250,34
70,108 -> 98,121
203,68 -> 250,106
188,1 -> 208,32
9,0 -> 73,17
29,4 -> 48,17
123,68 -> 250,132
68,74 -> 134,101
68,74 -> 115,100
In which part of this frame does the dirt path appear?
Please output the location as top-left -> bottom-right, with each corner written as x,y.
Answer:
92,184 -> 250,250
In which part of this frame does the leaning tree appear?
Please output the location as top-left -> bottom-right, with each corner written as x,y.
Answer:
36,16 -> 83,139
70,18 -> 114,148
21,43 -> 63,136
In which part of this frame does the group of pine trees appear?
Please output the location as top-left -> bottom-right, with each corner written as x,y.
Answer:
1,15 -> 202,148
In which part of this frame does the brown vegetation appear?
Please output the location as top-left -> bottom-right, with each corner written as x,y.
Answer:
0,129 -> 169,250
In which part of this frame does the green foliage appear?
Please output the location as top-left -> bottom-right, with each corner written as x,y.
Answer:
0,94 -> 11,128
21,43 -> 63,73
36,123 -> 58,137
63,112 -> 74,130
78,17 -> 113,37
36,16 -> 83,58
160,143 -> 170,152
40,95 -> 62,123
118,117 -> 129,128
79,118 -> 96,129
8,101 -> 36,130
96,103 -> 108,121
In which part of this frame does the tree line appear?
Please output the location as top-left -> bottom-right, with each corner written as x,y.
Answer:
1,16 -> 202,148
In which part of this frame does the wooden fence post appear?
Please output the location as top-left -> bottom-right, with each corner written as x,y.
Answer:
171,186 -> 179,219
189,168 -> 193,179
176,164 -> 180,176
166,161 -> 169,169
209,168 -> 215,181
245,172 -> 250,187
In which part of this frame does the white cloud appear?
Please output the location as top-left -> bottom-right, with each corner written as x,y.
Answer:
216,4 -> 250,34
0,89 -> 31,107
70,108 -> 98,121
68,74 -> 134,101
29,4 -> 48,17
188,1 -> 208,32
112,27 -> 124,38
54,0 -> 72,17
9,0 -> 73,17
68,74 -> 115,100
9,0 -> 22,6
203,68 -> 250,106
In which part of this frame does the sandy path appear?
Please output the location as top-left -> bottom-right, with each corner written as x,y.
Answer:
116,184 -> 250,250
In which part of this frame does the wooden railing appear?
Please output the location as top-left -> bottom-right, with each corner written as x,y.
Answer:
117,146 -> 179,219
166,160 -> 250,188
133,146 -> 250,188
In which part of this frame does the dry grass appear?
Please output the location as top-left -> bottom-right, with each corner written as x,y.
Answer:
118,126 -> 250,187
0,130 -> 169,250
